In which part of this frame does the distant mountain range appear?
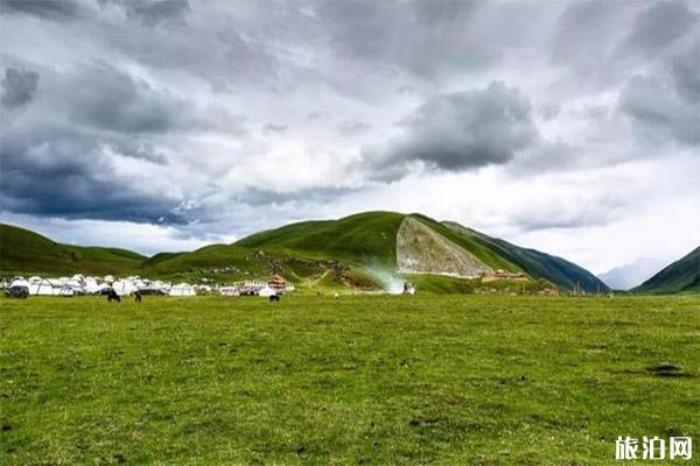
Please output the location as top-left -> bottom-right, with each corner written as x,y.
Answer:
598,257 -> 667,291
0,211 -> 640,294
633,247 -> 700,294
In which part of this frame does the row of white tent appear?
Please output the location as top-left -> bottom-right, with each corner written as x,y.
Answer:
4,275 -> 282,298
5,275 -> 197,297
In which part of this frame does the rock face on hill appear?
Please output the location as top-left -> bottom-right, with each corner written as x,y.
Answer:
396,217 -> 492,277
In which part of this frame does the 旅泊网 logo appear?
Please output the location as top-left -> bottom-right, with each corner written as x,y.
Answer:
615,436 -> 692,461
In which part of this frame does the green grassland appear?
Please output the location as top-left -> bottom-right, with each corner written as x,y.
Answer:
1,295 -> 698,464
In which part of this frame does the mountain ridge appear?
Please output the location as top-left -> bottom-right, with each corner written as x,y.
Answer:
1,212 -> 611,293
0,223 -> 145,275
633,247 -> 700,294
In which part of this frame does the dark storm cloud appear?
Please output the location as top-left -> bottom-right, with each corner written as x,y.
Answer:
64,66 -> 184,133
127,0 -> 189,26
620,75 -> 700,146
0,64 -> 191,223
0,124 -> 184,223
550,1 -> 699,91
619,40 -> 700,146
671,42 -> 700,102
0,0 -> 84,21
618,1 -> 698,57
314,1 -> 498,78
103,18 -> 278,91
112,140 -> 168,165
378,82 -> 537,173
550,2 -> 633,68
100,0 -> 190,26
0,56 -> 245,225
1,67 -> 39,108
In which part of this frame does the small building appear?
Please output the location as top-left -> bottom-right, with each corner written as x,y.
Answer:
268,274 -> 287,291
481,269 -> 528,283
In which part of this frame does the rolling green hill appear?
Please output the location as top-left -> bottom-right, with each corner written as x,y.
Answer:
236,211 -> 405,267
139,244 -> 325,285
443,222 -> 609,293
633,247 -> 700,294
1,213 -> 608,293
233,212 -> 606,293
0,223 -> 145,275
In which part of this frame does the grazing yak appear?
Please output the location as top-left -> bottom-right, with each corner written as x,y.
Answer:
106,289 -> 121,303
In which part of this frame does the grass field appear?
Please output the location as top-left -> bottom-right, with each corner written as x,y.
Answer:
1,295 -> 698,464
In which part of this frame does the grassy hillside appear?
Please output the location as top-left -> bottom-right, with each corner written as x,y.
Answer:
1,214 -> 609,294
634,247 -> 700,294
0,224 -> 144,276
2,295 -> 698,464
236,211 -> 406,267
443,222 -> 609,293
141,244 -> 265,279
140,243 -> 344,288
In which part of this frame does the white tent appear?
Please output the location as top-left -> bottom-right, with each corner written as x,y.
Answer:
84,282 -> 100,294
169,283 -> 196,297
64,279 -> 83,291
55,286 -> 75,297
84,279 -> 109,295
10,279 -> 30,289
7,279 -> 29,297
258,286 -> 277,298
219,286 -> 240,297
112,280 -> 137,296
45,279 -> 62,288
84,277 -> 97,290
153,281 -> 171,293
29,279 -> 56,296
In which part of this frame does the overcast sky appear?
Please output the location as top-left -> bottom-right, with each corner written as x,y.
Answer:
1,0 -> 698,274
